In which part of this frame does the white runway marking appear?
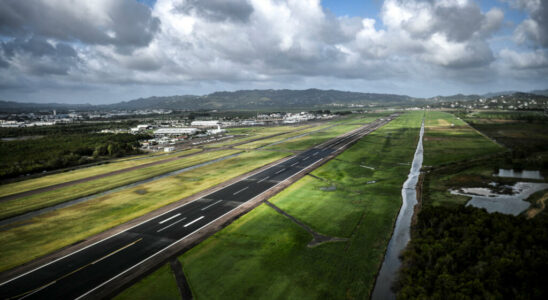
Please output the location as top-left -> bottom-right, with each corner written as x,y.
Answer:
233,186 -> 249,195
184,216 -> 205,227
290,162 -> 299,167
275,168 -> 286,174
201,200 -> 223,211
158,213 -> 181,224
257,176 -> 269,183
313,152 -> 319,156
303,156 -> 310,160
157,218 -> 186,232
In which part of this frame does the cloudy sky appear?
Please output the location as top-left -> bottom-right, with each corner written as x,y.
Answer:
0,0 -> 547,104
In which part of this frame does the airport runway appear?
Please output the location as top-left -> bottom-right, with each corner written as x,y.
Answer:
0,116 -> 394,299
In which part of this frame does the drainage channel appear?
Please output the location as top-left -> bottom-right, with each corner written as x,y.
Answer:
371,118 -> 424,300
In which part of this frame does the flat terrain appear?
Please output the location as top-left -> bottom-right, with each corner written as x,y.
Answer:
0,118 -> 384,299
170,111 -> 423,299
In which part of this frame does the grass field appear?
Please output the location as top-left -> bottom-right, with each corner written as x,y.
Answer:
264,124 -> 363,151
0,149 -> 240,220
0,148 -> 202,199
175,112 -> 423,299
423,111 -> 503,167
234,123 -> 334,150
0,150 -> 290,272
113,264 -> 180,300
204,124 -> 312,148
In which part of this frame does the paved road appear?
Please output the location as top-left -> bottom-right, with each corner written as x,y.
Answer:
0,117 -> 394,300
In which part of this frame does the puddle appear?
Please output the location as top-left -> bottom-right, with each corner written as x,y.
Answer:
495,169 -> 544,180
451,182 -> 548,216
372,118 -> 424,300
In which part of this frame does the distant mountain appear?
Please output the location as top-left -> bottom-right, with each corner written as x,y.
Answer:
0,100 -> 93,113
101,89 -> 418,111
1,88 -> 547,113
531,89 -> 548,97
429,92 -> 548,110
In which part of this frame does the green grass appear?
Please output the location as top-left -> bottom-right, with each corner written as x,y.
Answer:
204,125 -> 311,148
422,111 -> 508,207
0,149 -> 240,220
423,111 -> 504,167
177,111 -> 423,299
265,124 -> 362,151
0,148 -> 202,198
234,123 -> 333,150
113,264 -> 180,300
0,150 -> 290,272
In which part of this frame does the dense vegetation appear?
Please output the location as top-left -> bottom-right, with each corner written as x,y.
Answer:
0,132 -> 149,179
396,206 -> 548,299
396,111 -> 548,299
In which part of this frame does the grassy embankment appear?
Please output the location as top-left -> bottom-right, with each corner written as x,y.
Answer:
0,149 -> 240,220
0,148 -> 202,198
0,150 -> 290,272
114,111 -> 423,299
396,111 -> 548,299
114,264 -> 180,300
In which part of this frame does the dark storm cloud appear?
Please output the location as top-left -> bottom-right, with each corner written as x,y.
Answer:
0,37 -> 79,75
176,0 -> 254,23
0,0 -> 160,51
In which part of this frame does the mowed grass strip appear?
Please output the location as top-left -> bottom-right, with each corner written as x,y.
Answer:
234,123 -> 334,150
113,264 -> 181,300
0,149 -> 240,220
0,150 -> 290,272
423,111 -> 504,166
204,125 -> 311,148
264,123 -> 362,151
178,112 -> 423,299
0,148 -> 202,198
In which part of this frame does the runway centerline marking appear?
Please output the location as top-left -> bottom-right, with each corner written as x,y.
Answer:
184,216 -> 205,227
233,187 -> 249,195
158,213 -> 181,224
92,238 -> 142,265
290,162 -> 299,167
257,176 -> 269,183
201,200 -> 223,211
157,218 -> 186,232
313,152 -> 319,156
303,156 -> 310,160
275,168 -> 286,175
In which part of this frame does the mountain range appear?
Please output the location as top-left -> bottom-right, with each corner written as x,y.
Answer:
1,88 -> 547,113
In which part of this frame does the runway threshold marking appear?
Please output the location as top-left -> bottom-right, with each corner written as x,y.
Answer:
158,213 -> 182,224
184,216 -> 204,227
157,218 -> 187,232
257,176 -> 269,183
201,200 -> 223,211
15,238 -> 143,299
233,187 -> 249,195
275,168 -> 286,175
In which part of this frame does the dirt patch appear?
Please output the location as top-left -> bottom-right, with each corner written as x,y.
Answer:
526,191 -> 548,219
134,189 -> 148,195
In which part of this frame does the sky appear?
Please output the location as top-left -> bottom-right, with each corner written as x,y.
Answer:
0,0 -> 547,104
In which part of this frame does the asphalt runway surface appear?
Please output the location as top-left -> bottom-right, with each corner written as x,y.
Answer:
0,117 -> 393,299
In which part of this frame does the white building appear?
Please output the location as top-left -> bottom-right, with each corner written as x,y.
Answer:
164,146 -> 175,152
154,128 -> 199,136
191,120 -> 220,128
